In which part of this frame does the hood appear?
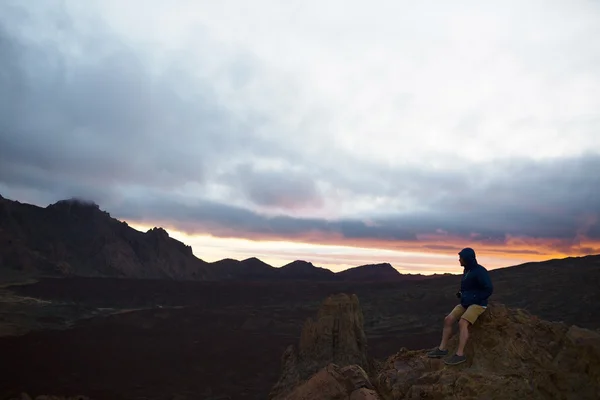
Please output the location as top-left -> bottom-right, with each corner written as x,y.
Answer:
459,247 -> 478,270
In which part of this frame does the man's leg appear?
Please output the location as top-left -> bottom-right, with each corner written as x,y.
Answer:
445,305 -> 487,365
427,305 -> 464,358
456,318 -> 470,356
439,314 -> 457,351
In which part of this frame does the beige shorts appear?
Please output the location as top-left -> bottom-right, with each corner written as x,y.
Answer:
449,304 -> 487,324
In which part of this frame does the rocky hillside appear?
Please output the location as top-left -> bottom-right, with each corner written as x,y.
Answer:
271,293 -> 600,400
0,196 -> 216,280
1,195 -> 433,282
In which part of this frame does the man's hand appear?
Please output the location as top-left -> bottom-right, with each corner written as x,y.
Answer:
455,291 -> 461,298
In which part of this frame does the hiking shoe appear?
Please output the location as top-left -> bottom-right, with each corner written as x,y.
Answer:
426,348 -> 448,358
444,354 -> 467,365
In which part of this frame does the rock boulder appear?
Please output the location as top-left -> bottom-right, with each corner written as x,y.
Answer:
269,293 -> 373,399
376,302 -> 600,399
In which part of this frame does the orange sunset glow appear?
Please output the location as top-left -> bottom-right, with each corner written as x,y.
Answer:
127,221 -> 599,274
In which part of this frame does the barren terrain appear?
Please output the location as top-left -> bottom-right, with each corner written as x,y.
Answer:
1,254 -> 599,399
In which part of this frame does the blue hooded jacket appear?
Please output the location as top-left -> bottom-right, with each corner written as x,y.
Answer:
458,248 -> 493,307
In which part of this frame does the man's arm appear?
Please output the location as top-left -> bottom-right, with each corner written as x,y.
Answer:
477,269 -> 494,300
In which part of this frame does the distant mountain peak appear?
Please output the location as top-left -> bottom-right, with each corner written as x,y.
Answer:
146,227 -> 170,238
282,260 -> 316,268
278,260 -> 336,281
242,256 -> 264,263
336,262 -> 401,281
49,197 -> 100,210
218,257 -> 239,263
47,197 -> 109,219
360,262 -> 394,269
241,257 -> 273,268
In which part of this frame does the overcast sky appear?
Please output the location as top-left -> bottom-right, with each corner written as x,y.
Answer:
1,0 -> 599,273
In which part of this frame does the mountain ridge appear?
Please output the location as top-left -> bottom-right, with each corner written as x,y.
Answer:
0,195 -> 434,282
1,194 -> 598,283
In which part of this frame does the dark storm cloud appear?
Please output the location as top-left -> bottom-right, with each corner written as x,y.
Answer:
429,154 -> 600,240
107,153 -> 600,245
115,193 -> 417,241
316,153 -> 600,241
220,163 -> 324,209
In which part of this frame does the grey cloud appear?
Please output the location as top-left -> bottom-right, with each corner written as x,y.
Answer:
109,153 -> 600,245
87,147 -> 598,247
114,193 -> 417,241
435,155 -> 600,239
588,221 -> 600,239
2,152 -> 599,248
222,163 -> 323,210
308,153 -> 600,241
0,3 -> 294,202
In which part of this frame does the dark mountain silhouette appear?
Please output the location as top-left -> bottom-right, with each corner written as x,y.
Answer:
209,257 -> 279,280
0,196 -> 216,280
3,194 -> 598,287
336,262 -> 400,281
1,195 -> 428,283
334,262 -> 437,282
278,260 -> 338,281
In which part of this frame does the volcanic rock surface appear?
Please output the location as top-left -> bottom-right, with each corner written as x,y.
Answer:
269,293 -> 373,399
272,295 -> 600,400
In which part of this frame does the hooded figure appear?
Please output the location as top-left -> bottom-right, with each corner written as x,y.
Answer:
426,247 -> 494,366
457,247 -> 493,307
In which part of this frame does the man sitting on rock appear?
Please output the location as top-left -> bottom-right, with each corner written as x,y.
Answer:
427,247 -> 494,365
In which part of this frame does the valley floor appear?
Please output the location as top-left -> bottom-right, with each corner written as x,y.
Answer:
1,260 -> 599,400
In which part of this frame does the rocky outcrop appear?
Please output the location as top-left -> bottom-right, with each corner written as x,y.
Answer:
269,293 -> 373,399
279,364 -> 380,400
272,296 -> 600,400
377,302 -> 600,399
